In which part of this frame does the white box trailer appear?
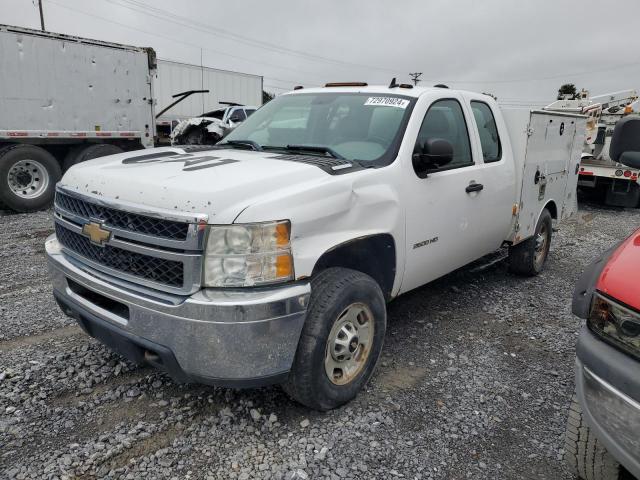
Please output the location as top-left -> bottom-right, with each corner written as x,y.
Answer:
155,59 -> 262,123
0,24 -> 263,212
0,24 -> 157,149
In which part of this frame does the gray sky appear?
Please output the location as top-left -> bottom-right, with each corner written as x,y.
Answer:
3,0 -> 639,106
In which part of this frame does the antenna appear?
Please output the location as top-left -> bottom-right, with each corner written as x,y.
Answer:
200,48 -> 205,115
409,72 -> 423,86
37,0 -> 45,31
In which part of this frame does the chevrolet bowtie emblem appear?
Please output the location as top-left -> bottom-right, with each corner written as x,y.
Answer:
81,222 -> 112,246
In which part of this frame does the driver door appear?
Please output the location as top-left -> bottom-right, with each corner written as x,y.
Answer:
400,97 -> 488,294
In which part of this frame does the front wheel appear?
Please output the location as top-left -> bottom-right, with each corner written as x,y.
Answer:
283,268 -> 387,410
564,393 -> 622,479
508,208 -> 552,276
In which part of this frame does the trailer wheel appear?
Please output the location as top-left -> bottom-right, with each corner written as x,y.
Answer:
283,268 -> 386,411
63,144 -> 124,171
508,208 -> 552,276
0,145 -> 61,212
564,393 -> 622,480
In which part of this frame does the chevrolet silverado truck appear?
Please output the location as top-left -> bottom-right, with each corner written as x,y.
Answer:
47,82 -> 586,410
565,117 -> 640,480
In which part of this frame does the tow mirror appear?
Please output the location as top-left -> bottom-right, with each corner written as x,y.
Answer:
609,116 -> 640,168
412,138 -> 454,177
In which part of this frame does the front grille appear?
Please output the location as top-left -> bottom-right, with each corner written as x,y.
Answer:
55,192 -> 189,241
55,224 -> 184,288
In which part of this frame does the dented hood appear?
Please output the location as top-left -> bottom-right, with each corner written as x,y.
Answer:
59,147 -> 332,223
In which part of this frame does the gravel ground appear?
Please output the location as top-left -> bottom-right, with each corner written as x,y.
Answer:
1,200 -> 638,480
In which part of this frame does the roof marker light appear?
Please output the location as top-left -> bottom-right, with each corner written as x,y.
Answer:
324,82 -> 368,87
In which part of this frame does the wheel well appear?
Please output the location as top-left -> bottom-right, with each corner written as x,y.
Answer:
544,200 -> 558,219
312,234 -> 396,301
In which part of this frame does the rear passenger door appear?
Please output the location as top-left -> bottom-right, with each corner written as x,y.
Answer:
401,97 -> 490,293
466,98 -> 515,253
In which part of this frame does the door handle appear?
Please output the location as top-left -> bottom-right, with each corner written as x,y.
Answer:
465,183 -> 484,193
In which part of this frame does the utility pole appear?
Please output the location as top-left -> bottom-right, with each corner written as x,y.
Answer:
38,0 -> 45,31
409,72 -> 422,86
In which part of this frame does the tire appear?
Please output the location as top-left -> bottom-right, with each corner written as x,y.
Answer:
63,143 -> 123,171
564,394 -> 621,480
0,144 -> 61,212
283,268 -> 387,410
508,208 -> 552,276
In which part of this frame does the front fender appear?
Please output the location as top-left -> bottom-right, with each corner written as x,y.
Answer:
234,171 -> 405,296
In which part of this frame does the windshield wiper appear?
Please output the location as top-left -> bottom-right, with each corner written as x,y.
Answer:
220,140 -> 263,151
284,144 -> 345,159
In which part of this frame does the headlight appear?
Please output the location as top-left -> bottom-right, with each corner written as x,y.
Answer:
203,220 -> 293,287
588,293 -> 640,359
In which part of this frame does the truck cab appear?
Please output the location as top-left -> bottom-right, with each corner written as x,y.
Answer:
46,84 -> 586,409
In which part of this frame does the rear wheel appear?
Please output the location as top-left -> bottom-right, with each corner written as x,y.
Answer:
564,393 -> 622,479
508,208 -> 552,276
63,143 -> 124,171
283,268 -> 386,410
0,144 -> 61,212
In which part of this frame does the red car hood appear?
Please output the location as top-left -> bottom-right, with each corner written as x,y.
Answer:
597,228 -> 640,310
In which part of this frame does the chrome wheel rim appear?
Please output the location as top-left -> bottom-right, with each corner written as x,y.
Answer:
7,159 -> 49,199
534,222 -> 550,269
324,303 -> 374,385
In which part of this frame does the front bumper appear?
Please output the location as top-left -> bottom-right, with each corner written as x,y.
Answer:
575,325 -> 640,479
46,235 -> 310,387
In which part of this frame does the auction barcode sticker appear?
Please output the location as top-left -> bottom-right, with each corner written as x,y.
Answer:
364,97 -> 410,109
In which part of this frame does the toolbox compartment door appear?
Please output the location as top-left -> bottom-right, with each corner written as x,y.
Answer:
511,110 -> 586,243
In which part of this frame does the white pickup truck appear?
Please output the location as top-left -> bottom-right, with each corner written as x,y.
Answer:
46,83 -> 586,410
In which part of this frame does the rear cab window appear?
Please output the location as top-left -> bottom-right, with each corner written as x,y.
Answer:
470,101 -> 502,163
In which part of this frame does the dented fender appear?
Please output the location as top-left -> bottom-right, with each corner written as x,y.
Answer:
234,169 -> 406,297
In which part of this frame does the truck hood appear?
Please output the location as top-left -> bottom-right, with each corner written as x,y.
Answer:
59,147 -> 334,223
597,228 -> 640,311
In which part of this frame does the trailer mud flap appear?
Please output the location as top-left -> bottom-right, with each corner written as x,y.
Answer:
605,180 -> 640,208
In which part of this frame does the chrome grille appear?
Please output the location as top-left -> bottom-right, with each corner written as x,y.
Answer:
53,188 -> 207,295
55,224 -> 184,287
55,191 -> 189,241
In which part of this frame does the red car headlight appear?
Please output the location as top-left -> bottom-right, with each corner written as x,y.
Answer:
588,293 -> 640,360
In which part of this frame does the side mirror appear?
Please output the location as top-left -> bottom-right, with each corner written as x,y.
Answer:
610,116 -> 640,168
413,138 -> 454,177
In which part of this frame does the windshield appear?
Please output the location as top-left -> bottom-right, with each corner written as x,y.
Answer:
223,92 -> 415,162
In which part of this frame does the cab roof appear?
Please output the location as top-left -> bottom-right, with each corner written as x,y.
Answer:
285,84 -> 488,99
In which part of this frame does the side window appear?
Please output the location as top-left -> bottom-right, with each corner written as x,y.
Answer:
415,99 -> 473,172
470,101 -> 501,163
245,109 -> 256,117
230,109 -> 246,121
